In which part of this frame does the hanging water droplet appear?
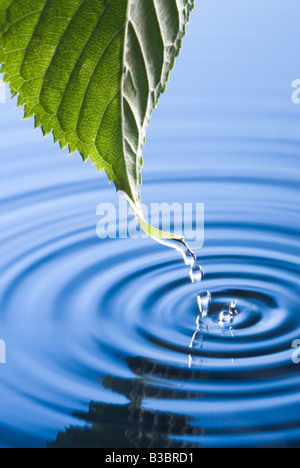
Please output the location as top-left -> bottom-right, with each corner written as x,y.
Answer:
154,238 -> 196,267
197,291 -> 211,317
190,264 -> 204,283
181,248 -> 196,267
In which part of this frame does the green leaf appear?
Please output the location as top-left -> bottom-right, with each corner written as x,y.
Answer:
0,0 -> 194,240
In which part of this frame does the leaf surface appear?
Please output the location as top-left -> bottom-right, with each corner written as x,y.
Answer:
0,0 -> 194,239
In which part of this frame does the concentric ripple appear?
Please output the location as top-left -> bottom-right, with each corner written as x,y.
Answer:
0,163 -> 300,447
1,0 -> 300,448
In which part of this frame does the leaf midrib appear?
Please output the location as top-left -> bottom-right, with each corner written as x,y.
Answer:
121,0 -> 136,203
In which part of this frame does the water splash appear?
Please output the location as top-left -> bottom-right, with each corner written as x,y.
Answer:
182,241 -> 239,327
157,237 -> 241,369
155,236 -> 240,331
219,308 -> 234,325
188,266 -> 238,368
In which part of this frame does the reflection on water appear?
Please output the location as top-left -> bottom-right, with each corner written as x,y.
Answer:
48,357 -> 203,449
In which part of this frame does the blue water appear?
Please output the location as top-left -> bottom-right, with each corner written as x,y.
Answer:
0,0 -> 300,448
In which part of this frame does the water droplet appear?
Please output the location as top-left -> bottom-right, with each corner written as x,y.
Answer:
153,238 -> 196,267
229,300 -> 239,314
218,300 -> 240,327
190,264 -> 204,283
219,309 -> 234,325
181,248 -> 196,267
197,291 -> 211,317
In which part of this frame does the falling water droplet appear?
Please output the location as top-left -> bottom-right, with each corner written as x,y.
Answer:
197,291 -> 211,317
190,264 -> 204,283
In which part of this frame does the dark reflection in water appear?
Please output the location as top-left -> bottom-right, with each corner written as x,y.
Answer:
48,357 -> 203,449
